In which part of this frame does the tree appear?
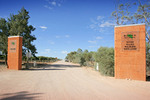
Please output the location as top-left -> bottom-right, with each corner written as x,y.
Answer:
112,0 -> 150,42
66,51 -> 77,62
84,49 -> 89,53
83,50 -> 91,62
82,50 -> 93,66
8,7 -> 37,56
94,47 -> 114,76
66,49 -> 94,66
0,7 -> 37,66
77,48 -> 83,54
0,18 -> 9,65
146,42 -> 150,75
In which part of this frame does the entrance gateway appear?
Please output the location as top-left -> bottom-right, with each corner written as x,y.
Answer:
115,24 -> 146,81
7,36 -> 23,70
6,24 -> 146,81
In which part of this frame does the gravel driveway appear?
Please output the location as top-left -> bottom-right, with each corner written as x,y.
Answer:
0,61 -> 150,100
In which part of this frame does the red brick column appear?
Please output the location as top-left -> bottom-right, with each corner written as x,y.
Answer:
115,24 -> 146,81
7,36 -> 23,70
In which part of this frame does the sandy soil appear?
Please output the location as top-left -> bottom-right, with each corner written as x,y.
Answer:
0,61 -> 150,100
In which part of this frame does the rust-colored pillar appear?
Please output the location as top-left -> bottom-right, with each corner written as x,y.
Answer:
115,24 -> 146,81
7,36 -> 23,70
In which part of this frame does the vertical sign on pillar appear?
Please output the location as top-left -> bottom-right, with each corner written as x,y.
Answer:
115,24 -> 146,81
7,36 -> 23,70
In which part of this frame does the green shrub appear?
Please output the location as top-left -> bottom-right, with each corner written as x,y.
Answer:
94,47 -> 114,76
146,42 -> 150,76
0,55 -> 5,60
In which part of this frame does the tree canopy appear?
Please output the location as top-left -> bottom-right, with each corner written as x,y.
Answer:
112,0 -> 150,42
66,47 -> 114,76
0,7 -> 37,64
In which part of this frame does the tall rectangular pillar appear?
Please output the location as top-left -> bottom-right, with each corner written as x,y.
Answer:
115,24 -> 146,81
7,36 -> 23,70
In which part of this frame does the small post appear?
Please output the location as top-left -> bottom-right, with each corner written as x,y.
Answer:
96,63 -> 99,71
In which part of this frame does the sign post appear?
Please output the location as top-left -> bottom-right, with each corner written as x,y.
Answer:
26,50 -> 31,69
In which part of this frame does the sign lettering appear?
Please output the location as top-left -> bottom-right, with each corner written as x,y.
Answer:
9,40 -> 16,52
121,31 -> 139,51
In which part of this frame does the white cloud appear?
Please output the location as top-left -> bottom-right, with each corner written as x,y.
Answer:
88,46 -> 99,48
89,16 -> 115,34
58,4 -> 61,7
51,1 -> 56,6
99,28 -> 105,33
88,46 -> 95,48
45,49 -> 51,52
44,5 -> 53,10
56,36 -> 60,38
96,36 -> 103,39
61,51 -> 68,54
41,49 -> 51,54
50,41 -> 55,45
90,19 -> 98,24
99,21 -> 114,27
66,41 -> 71,44
55,35 -> 70,38
40,26 -> 47,31
65,35 -> 70,38
44,0 -> 63,10
88,40 -> 97,44
97,16 -> 104,20
89,24 -> 96,29
40,26 -> 47,29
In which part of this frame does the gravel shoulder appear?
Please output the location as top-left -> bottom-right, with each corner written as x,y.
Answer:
0,61 -> 150,100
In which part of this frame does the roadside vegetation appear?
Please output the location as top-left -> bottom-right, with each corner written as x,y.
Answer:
22,56 -> 60,68
23,56 -> 60,63
66,47 -> 114,76
66,0 -> 150,77
0,55 -> 60,69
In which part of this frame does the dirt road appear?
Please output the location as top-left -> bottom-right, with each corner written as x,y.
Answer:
0,61 -> 150,100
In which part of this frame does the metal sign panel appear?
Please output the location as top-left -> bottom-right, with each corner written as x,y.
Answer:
9,40 -> 17,52
121,31 -> 139,51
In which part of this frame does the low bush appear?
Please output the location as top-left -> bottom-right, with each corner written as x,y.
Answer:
94,47 -> 114,76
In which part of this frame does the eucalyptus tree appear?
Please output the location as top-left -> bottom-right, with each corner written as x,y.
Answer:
112,0 -> 150,42
8,7 -> 37,56
0,18 -> 9,64
0,7 -> 37,66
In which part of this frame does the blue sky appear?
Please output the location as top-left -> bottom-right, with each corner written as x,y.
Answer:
0,0 -> 118,59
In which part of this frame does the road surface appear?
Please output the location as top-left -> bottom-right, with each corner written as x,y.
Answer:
0,61 -> 150,100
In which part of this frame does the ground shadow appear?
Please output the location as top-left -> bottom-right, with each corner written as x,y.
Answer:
146,76 -> 150,81
0,91 -> 43,100
0,62 -> 5,65
23,68 -> 66,71
35,64 -> 80,68
22,63 -> 80,71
